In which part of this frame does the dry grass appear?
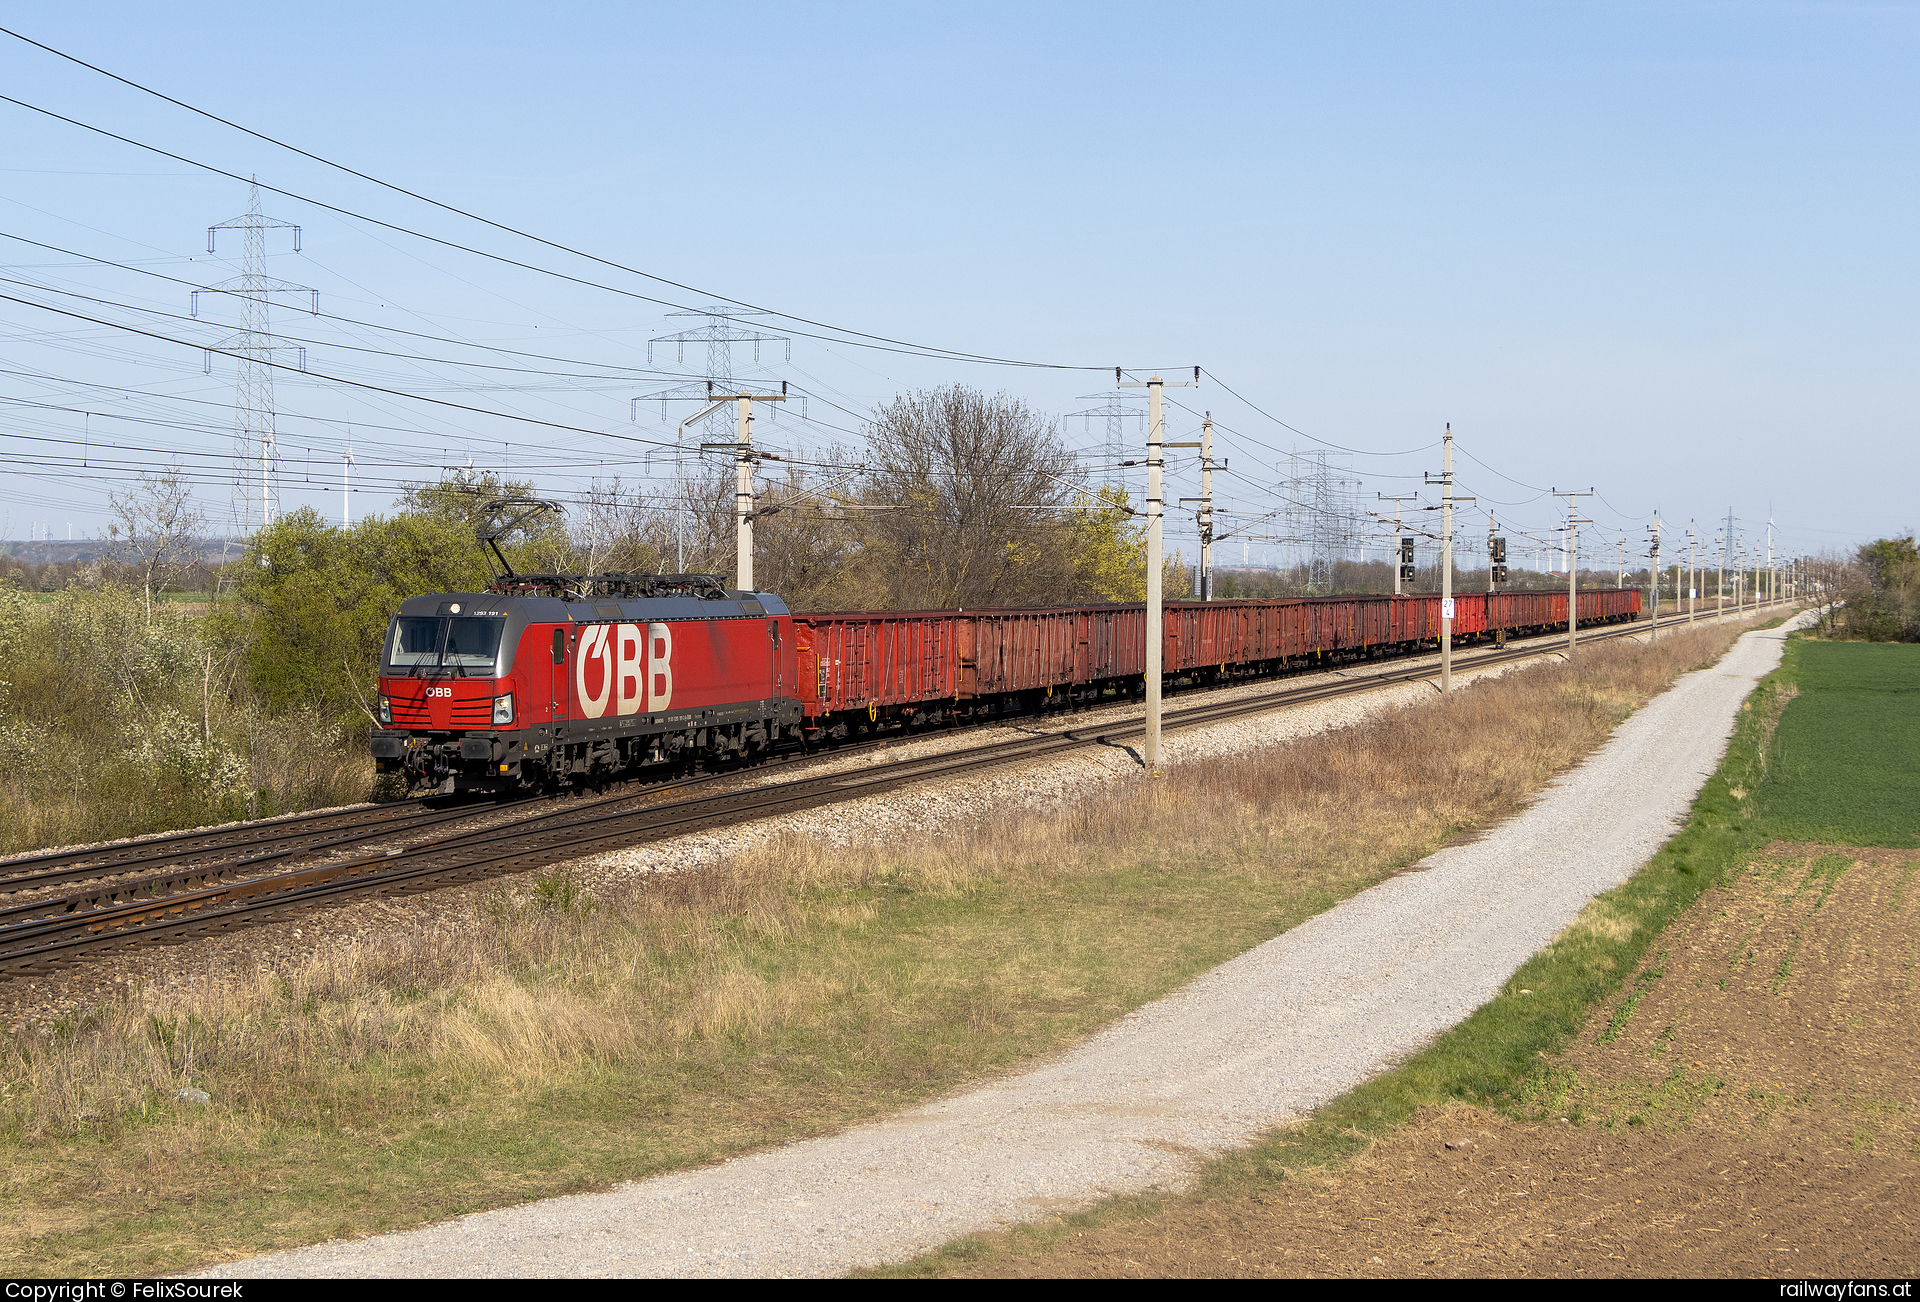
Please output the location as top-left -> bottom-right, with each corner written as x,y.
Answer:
0,619 -> 1761,1275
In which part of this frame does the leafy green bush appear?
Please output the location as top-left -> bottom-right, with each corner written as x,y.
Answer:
1832,534 -> 1919,642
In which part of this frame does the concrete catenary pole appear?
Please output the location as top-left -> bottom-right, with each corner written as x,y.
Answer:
1554,489 -> 1593,653
1648,511 -> 1661,640
1768,517 -> 1776,606
1200,414 -> 1215,600
688,386 -> 783,589
1684,524 -> 1693,624
734,395 -> 756,592
1144,377 -> 1165,772
1568,519 -> 1577,650
1120,369 -> 1197,773
700,386 -> 786,591
1425,427 -> 1472,694
1728,510 -> 1743,622
1442,431 -> 1453,694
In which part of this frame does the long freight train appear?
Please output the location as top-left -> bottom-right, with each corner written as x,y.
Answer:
371,572 -> 1642,797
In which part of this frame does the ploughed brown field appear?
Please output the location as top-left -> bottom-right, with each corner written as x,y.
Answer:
954,845 -> 1920,1278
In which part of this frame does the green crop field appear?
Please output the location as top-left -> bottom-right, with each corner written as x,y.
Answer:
1754,639 -> 1920,848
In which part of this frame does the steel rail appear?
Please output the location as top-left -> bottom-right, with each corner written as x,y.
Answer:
0,800 -> 427,888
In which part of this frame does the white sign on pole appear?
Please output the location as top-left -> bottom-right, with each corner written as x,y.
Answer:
1441,597 -> 1456,620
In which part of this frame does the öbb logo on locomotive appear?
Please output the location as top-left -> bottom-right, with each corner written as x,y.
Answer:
574,622 -> 674,718
368,577 -> 1642,799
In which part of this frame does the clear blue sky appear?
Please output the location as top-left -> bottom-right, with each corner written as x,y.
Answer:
0,1 -> 1912,570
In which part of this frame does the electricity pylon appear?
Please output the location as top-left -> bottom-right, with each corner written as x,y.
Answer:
192,179 -> 317,534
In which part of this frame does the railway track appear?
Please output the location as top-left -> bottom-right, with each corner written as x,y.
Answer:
0,727 -> 868,901
0,607 -> 1761,977
0,797 -> 490,894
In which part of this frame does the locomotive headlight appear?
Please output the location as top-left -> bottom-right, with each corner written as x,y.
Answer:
491,692 -> 515,725
377,694 -> 391,725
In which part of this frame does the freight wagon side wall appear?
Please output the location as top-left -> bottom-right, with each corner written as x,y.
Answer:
794,612 -> 960,717
794,587 -> 1647,724
1127,600 -> 1290,675
969,610 -> 1080,696
1490,590 -> 1566,631
1372,595 -> 1435,648
1081,606 -> 1146,683
1486,589 -> 1640,632
1453,592 -> 1488,634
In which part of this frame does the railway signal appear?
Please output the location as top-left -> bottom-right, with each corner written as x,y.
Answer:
1177,417 -> 1220,599
1378,492 -> 1420,596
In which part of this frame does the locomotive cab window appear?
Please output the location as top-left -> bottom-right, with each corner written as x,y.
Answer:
443,618 -> 503,669
386,615 -> 505,673
388,617 -> 445,669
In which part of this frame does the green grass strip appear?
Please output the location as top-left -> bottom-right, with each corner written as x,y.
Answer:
874,631 -> 1803,1277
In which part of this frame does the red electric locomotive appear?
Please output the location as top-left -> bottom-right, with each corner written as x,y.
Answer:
371,571 -> 801,795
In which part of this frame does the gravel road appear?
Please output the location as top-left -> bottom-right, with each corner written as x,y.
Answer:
211,614 -> 1806,1278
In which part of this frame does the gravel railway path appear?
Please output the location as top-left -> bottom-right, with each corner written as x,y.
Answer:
210,613 -> 1807,1279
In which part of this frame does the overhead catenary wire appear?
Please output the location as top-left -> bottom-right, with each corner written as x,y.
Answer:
0,272 -> 716,384
1191,371 -> 1438,459
0,233 -> 885,453
0,119 -> 1442,484
0,65 -> 1152,373
0,52 -> 1709,545
0,289 -> 708,453
0,54 -> 1420,490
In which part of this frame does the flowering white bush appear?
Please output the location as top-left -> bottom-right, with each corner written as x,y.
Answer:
124,707 -> 250,799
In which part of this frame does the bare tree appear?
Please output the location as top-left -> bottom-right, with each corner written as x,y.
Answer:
571,476 -> 664,576
105,468 -> 208,619
754,457 -> 880,610
860,387 -> 1078,609
653,457 -> 739,578
1805,548 -> 1865,636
